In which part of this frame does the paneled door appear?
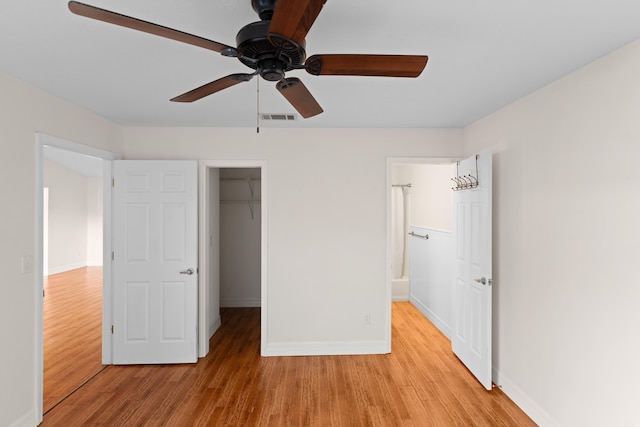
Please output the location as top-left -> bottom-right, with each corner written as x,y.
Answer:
452,153 -> 493,389
112,160 -> 198,364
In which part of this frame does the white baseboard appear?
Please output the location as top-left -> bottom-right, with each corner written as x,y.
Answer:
409,295 -> 452,340
9,408 -> 37,427
264,340 -> 388,356
47,262 -> 86,276
220,298 -> 261,308
492,367 -> 562,427
208,315 -> 221,340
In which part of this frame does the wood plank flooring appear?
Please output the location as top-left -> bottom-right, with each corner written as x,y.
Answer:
42,297 -> 536,426
44,267 -> 104,413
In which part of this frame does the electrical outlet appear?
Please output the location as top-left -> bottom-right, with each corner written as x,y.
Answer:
362,312 -> 371,325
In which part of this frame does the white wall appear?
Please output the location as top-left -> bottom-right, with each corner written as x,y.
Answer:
408,225 -> 453,338
392,163 -> 454,231
121,128 -> 463,352
43,160 -> 88,274
219,168 -> 261,307
8,35 -> 637,425
43,161 -> 103,274
0,72 -> 122,427
464,40 -> 640,427
86,176 -> 103,266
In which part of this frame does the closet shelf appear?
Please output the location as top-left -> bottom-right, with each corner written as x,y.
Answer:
220,177 -> 261,219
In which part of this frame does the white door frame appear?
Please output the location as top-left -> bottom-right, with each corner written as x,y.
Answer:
385,157 -> 460,351
35,133 -> 120,423
199,160 -> 268,357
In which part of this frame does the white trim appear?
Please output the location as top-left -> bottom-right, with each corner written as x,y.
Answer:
198,159 -> 268,358
492,367 -> 562,427
220,298 -> 261,307
46,262 -> 87,276
35,133 -> 120,424
264,341 -> 389,357
37,133 -> 120,161
208,315 -> 221,339
409,295 -> 452,339
198,163 -> 209,358
102,160 -> 113,364
34,137 -> 44,425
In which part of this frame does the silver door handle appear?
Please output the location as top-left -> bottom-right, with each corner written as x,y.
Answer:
180,268 -> 195,275
474,277 -> 487,285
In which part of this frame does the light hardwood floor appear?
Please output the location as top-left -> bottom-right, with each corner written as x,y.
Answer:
42,282 -> 536,426
44,266 -> 104,413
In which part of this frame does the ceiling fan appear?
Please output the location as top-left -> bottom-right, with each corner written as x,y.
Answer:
68,0 -> 429,118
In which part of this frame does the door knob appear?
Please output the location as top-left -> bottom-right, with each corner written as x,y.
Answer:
474,277 -> 487,285
180,268 -> 195,275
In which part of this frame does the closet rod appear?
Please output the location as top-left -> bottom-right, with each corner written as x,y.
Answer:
392,183 -> 411,188
220,199 -> 261,203
220,177 -> 261,181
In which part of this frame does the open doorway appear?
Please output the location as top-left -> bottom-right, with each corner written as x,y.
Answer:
387,158 -> 457,341
387,155 -> 495,389
35,133 -> 119,423
199,161 -> 267,357
42,147 -> 104,412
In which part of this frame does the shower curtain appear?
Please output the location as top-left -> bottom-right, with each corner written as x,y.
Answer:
391,187 -> 405,280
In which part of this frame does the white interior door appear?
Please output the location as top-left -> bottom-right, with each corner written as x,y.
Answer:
452,153 -> 493,389
113,160 -> 198,364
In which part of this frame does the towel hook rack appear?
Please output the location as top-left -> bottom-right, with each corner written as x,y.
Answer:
451,155 -> 480,191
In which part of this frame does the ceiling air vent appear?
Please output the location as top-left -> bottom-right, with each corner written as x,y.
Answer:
261,113 -> 297,121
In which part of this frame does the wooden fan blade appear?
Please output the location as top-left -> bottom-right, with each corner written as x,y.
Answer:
171,74 -> 254,103
305,54 -> 429,77
276,78 -> 323,118
68,1 -> 233,53
267,0 -> 326,48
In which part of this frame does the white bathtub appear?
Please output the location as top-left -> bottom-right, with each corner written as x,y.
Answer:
392,276 -> 409,302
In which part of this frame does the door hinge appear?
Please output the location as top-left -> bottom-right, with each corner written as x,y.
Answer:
43,289 -> 45,298
112,178 -> 115,187
111,325 -> 114,334
112,251 -> 115,261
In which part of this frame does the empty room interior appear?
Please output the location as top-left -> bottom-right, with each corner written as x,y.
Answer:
2,1 -> 640,426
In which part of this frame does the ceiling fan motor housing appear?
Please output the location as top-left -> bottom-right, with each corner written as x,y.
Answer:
236,20 -> 306,81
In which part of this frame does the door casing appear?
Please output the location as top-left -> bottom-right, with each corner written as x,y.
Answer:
35,133 -> 120,423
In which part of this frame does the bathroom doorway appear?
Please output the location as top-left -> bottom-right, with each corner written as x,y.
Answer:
388,158 -> 456,339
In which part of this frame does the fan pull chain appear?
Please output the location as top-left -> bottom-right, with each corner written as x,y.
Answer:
256,77 -> 260,133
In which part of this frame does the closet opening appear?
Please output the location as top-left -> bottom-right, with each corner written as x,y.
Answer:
200,161 -> 267,357
219,168 -> 262,308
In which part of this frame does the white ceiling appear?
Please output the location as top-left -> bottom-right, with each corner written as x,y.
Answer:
2,0 -> 640,128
